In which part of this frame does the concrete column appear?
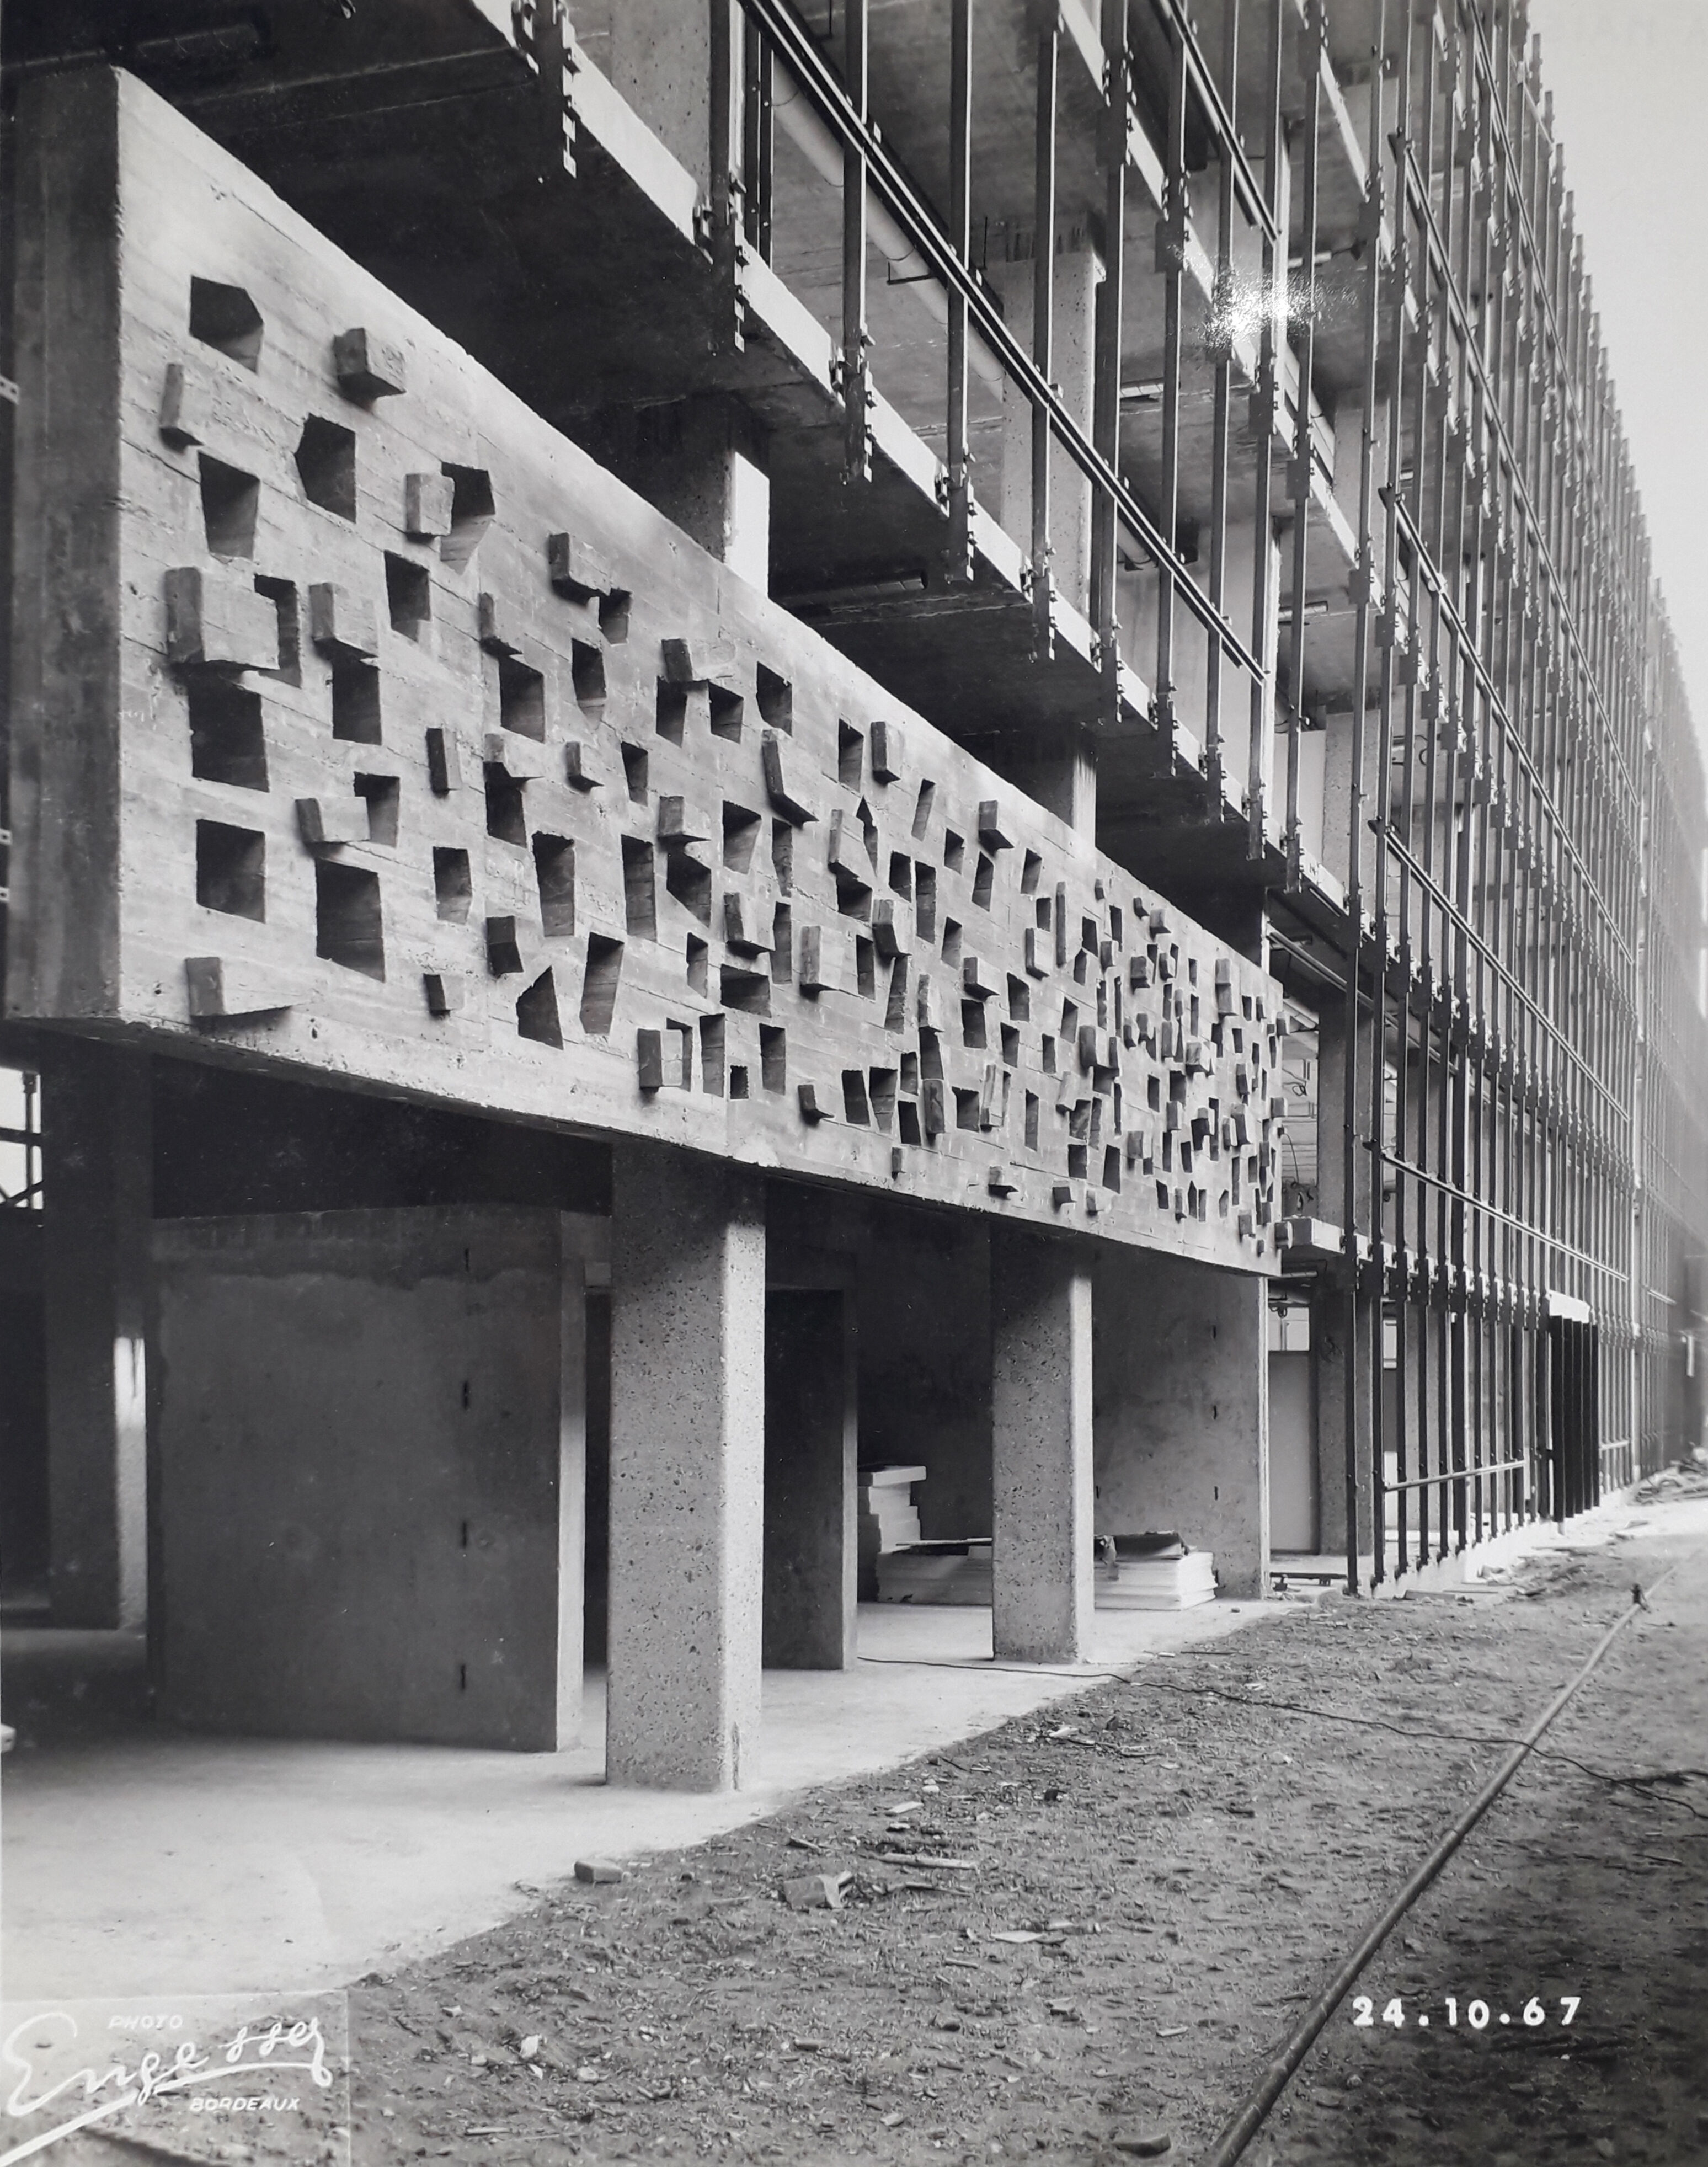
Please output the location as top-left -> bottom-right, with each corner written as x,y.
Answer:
607,1141 -> 765,1790
991,1228 -> 1093,1662
1313,994 -> 1376,1566
607,1 -> 712,195
762,1288 -> 857,1669
1314,1282 -> 1375,1562
591,395 -> 770,595
1094,1249 -> 1270,1598
42,1039 -> 150,1629
990,241 -> 1100,617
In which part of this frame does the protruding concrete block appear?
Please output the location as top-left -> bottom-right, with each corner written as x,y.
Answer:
607,1144 -> 765,1790
333,325 -> 405,401
425,727 -> 462,796
992,1228 -> 1093,1662
307,581 -> 378,660
185,956 -> 290,1020
296,795 -> 367,849
158,361 -> 208,446
870,719 -> 905,783
548,530 -> 616,600
165,567 -> 279,671
484,733 -> 545,780
978,800 -> 1012,850
563,739 -> 602,791
762,728 -> 815,825
871,898 -> 910,959
423,970 -> 463,1017
404,471 -> 455,537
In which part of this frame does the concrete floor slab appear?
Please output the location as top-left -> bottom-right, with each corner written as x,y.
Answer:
1,1598 -> 1266,2001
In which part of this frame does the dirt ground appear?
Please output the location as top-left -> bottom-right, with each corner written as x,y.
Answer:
347,1495 -> 1708,2167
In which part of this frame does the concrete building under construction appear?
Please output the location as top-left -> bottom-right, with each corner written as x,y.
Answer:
2,0 -> 1704,1791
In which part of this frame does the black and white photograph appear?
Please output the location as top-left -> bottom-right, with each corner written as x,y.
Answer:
0,1 -> 1704,2160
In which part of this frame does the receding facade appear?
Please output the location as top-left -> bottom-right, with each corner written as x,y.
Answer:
1,0 -> 1702,1786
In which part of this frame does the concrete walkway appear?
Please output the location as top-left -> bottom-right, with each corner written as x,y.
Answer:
1,1598 -> 1266,2002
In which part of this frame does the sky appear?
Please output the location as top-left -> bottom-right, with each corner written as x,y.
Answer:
1527,0 -> 1708,739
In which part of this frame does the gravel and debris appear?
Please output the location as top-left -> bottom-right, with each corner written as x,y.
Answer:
347,1506 -> 1708,2166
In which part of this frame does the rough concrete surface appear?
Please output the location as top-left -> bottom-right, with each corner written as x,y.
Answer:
325,1496 -> 1708,2165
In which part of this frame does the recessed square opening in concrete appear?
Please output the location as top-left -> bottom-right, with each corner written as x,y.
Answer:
315,860 -> 385,979
499,658 -> 546,740
580,936 -> 623,1034
722,804 -> 761,873
385,552 -> 431,638
532,835 -> 575,936
572,641 -> 605,708
483,764 -> 527,847
354,773 -> 399,846
253,575 -> 300,682
295,417 -> 356,520
915,864 -> 937,942
756,665 -> 791,729
188,277 -> 263,368
722,964 -> 770,1014
837,720 -> 863,788
433,846 -> 472,922
198,454 -> 259,558
699,1015 -> 725,1094
897,1099 -> 922,1145
883,955 -> 909,1031
621,744 -> 648,803
195,820 -> 266,919
439,465 -> 494,569
686,936 -> 709,995
770,903 -> 792,981
709,686 -> 744,741
516,968 -> 563,1048
621,839 -> 656,937
331,662 -> 381,743
188,681 -> 268,791
655,680 -> 687,743
760,1026 -> 786,1091
665,853 -> 711,925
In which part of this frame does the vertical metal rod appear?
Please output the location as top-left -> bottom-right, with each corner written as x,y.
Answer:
1343,0 -> 1387,1577
1154,21 -> 1188,759
1204,0 -> 1241,812
1030,20 -> 1059,657
1091,0 -> 1128,703
945,0 -> 973,580
1281,1 -> 1323,891
1247,0 -> 1284,866
841,0 -> 871,482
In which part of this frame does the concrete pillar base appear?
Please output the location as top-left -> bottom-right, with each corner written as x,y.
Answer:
607,1141 -> 765,1790
992,1229 -> 1093,1663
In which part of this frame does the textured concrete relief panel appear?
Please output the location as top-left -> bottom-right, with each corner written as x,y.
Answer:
10,70 -> 1286,1267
